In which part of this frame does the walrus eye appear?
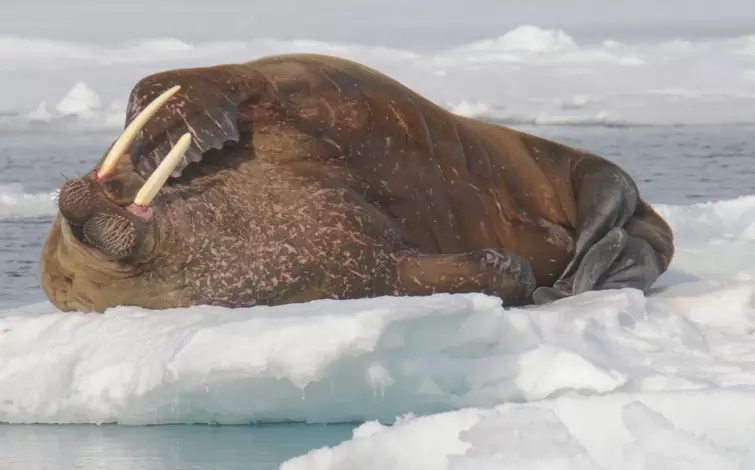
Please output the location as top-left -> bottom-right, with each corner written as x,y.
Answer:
133,132 -> 193,207
97,85 -> 182,179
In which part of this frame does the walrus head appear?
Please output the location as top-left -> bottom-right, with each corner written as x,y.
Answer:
41,86 -> 195,312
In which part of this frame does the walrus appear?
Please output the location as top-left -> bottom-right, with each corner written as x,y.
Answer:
39,53 -> 674,313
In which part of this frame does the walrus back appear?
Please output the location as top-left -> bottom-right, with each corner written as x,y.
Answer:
245,54 -> 579,271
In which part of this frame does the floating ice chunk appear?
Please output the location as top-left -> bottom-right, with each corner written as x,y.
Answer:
449,100 -> 489,117
55,82 -> 102,117
472,25 -> 577,53
555,95 -> 594,110
27,101 -> 51,123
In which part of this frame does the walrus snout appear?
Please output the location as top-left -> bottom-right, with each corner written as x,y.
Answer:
82,212 -> 138,258
58,177 -> 97,225
57,175 -> 152,260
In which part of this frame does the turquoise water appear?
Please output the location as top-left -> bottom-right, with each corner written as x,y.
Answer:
0,423 -> 355,469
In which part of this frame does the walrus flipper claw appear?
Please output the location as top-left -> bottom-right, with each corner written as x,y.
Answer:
396,249 -> 536,306
124,68 -> 256,180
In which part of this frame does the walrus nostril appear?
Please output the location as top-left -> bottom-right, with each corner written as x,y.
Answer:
58,178 -> 96,224
82,212 -> 137,258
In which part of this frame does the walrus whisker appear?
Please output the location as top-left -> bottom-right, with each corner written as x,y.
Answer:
98,85 -> 182,179
133,132 -> 192,207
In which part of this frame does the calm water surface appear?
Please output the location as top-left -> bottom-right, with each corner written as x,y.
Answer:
1,124 -> 754,469
0,423 -> 354,470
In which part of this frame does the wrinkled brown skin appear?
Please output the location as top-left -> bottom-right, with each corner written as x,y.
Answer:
39,53 -> 675,313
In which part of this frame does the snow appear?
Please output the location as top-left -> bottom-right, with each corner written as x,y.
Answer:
3,191 -> 755,466
282,392 -> 755,469
2,25 -> 755,128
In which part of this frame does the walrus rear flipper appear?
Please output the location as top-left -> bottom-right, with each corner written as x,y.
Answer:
396,249 -> 536,307
532,157 -> 666,304
123,67 -> 259,180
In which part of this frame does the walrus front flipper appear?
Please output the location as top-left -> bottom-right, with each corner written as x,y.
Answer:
123,67 -> 262,180
396,249 -> 536,306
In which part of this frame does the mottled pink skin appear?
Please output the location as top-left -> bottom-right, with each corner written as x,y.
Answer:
125,204 -> 154,220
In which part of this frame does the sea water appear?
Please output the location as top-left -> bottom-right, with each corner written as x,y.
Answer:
2,24 -> 755,470
0,423 -> 354,470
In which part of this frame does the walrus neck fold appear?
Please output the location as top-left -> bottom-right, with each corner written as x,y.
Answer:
39,214 -> 182,313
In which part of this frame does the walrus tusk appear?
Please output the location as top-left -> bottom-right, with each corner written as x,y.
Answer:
133,132 -> 192,207
97,85 -> 182,178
